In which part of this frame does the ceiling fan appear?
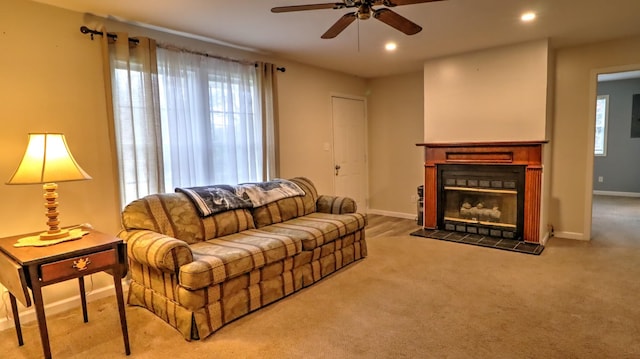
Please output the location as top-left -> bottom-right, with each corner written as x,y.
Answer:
271,0 -> 445,39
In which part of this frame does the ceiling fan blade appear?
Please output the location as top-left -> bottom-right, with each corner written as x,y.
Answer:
383,0 -> 445,6
271,3 -> 345,13
373,8 -> 422,35
321,12 -> 357,39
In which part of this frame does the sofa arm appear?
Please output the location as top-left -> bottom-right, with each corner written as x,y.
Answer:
118,229 -> 194,273
317,195 -> 358,214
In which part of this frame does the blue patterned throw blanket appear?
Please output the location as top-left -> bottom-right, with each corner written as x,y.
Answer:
235,179 -> 306,207
176,185 -> 252,217
176,179 -> 306,217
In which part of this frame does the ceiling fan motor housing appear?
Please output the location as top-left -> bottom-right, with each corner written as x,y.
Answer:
358,4 -> 372,19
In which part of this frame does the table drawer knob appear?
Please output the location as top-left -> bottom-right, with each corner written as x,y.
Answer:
72,258 -> 91,271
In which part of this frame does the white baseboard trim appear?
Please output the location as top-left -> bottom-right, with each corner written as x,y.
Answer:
593,190 -> 640,197
367,209 -> 416,220
553,231 -> 587,241
540,231 -> 550,246
0,281 -> 129,332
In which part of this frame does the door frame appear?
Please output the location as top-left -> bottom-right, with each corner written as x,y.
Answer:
330,93 -> 369,210
585,63 -> 640,240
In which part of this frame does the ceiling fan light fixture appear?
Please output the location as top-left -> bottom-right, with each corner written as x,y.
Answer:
385,42 -> 397,51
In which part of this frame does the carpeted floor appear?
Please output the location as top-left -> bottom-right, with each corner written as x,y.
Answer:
1,195 -> 639,358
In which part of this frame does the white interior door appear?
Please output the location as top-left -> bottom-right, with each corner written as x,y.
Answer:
332,95 -> 367,211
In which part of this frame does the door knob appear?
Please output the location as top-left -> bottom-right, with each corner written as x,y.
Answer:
335,165 -> 341,176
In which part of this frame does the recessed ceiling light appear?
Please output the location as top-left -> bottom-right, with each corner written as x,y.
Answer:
521,12 -> 536,22
385,42 -> 397,51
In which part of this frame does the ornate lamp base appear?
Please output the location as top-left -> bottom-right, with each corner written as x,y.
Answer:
14,228 -> 88,247
39,228 -> 71,240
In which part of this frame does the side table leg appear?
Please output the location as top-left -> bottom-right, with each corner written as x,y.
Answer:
9,293 -> 24,346
112,264 -> 130,355
28,266 -> 52,359
78,277 -> 88,323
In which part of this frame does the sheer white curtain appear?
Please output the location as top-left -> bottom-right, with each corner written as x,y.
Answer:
103,33 -> 164,207
157,48 -> 265,188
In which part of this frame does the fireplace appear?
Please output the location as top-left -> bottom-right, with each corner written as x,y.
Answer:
416,141 -> 545,243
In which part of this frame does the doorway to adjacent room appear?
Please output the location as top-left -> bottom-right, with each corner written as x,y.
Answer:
589,67 -> 640,241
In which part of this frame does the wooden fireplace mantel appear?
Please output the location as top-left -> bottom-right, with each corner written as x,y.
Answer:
416,141 -> 547,243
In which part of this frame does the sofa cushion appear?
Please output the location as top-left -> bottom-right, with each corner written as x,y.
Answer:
252,177 -> 318,228
178,230 -> 301,290
257,212 -> 367,251
122,193 -> 255,244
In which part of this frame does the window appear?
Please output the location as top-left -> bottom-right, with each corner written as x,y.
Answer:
594,95 -> 609,156
109,41 -> 272,206
156,49 -> 263,190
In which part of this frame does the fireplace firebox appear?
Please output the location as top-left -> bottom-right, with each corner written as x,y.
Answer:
438,164 -> 525,240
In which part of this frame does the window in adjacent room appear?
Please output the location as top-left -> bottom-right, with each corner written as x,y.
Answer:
594,94 -> 609,156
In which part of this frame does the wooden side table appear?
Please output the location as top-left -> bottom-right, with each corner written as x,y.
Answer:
0,228 -> 130,358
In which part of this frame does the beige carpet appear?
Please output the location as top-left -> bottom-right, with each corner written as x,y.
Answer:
2,196 -> 640,358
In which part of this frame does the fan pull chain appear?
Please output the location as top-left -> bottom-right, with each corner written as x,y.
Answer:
357,18 -> 360,52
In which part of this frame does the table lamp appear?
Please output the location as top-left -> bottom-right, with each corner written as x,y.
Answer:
6,133 -> 92,244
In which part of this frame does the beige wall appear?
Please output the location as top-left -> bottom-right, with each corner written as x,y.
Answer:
0,0 -> 366,325
367,72 -> 424,217
277,63 -> 367,195
424,39 -> 550,142
0,0 -> 120,238
551,35 -> 640,239
541,47 -> 556,243
94,17 -> 368,196
0,0 -> 121,320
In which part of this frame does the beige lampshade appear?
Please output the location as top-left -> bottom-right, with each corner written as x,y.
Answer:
6,133 -> 92,185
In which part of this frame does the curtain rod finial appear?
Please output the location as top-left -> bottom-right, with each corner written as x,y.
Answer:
80,26 -> 99,40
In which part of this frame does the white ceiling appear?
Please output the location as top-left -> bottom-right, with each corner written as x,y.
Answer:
598,70 -> 640,82
33,0 -> 640,78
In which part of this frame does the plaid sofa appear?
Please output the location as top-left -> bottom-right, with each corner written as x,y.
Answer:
118,177 -> 367,340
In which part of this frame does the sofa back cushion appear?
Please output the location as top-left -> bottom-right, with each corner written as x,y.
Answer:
122,192 -> 255,244
252,177 -> 318,228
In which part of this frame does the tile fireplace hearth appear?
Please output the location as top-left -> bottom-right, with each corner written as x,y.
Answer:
415,141 -> 546,245
410,227 -> 544,255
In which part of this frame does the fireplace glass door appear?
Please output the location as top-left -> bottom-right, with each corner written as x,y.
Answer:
438,165 -> 525,240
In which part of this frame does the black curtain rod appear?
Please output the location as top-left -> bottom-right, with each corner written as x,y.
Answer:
257,64 -> 286,73
79,26 -> 285,73
80,26 -> 139,44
